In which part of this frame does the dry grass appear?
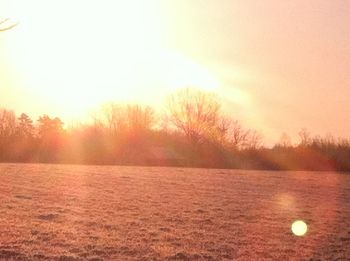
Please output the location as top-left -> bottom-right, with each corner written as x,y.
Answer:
0,164 -> 349,260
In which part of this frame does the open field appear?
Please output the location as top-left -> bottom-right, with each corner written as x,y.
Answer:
0,164 -> 349,260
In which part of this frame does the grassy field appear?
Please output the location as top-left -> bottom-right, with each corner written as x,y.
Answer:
0,164 -> 349,260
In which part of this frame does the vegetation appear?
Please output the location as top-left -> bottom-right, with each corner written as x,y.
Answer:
1,164 -> 349,260
1,88 -> 349,171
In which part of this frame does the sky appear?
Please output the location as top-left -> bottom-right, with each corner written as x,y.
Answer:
0,0 -> 349,145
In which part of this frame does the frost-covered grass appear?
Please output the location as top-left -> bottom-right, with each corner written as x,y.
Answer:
0,164 -> 349,260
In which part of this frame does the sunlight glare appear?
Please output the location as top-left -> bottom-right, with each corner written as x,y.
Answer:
1,0 -> 220,120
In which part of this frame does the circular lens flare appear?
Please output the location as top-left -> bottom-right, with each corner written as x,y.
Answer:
291,220 -> 308,236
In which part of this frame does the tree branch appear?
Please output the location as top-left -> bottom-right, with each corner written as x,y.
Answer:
0,18 -> 17,32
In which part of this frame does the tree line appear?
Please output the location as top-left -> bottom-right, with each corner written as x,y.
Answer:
1,88 -> 349,171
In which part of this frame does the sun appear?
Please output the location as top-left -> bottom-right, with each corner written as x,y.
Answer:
1,0 -> 219,121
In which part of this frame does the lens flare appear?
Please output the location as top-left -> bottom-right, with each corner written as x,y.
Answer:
291,220 -> 308,236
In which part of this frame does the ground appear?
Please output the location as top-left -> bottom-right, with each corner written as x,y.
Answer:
0,164 -> 349,260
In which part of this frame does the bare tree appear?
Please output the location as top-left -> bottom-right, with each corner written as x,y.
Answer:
244,130 -> 263,150
0,108 -> 17,139
0,109 -> 17,160
227,120 -> 251,149
99,103 -> 155,136
277,132 -> 292,148
100,103 -> 126,135
126,104 -> 155,133
166,88 -> 224,146
298,128 -> 311,146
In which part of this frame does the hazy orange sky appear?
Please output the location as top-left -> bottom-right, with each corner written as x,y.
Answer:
0,0 -> 349,145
